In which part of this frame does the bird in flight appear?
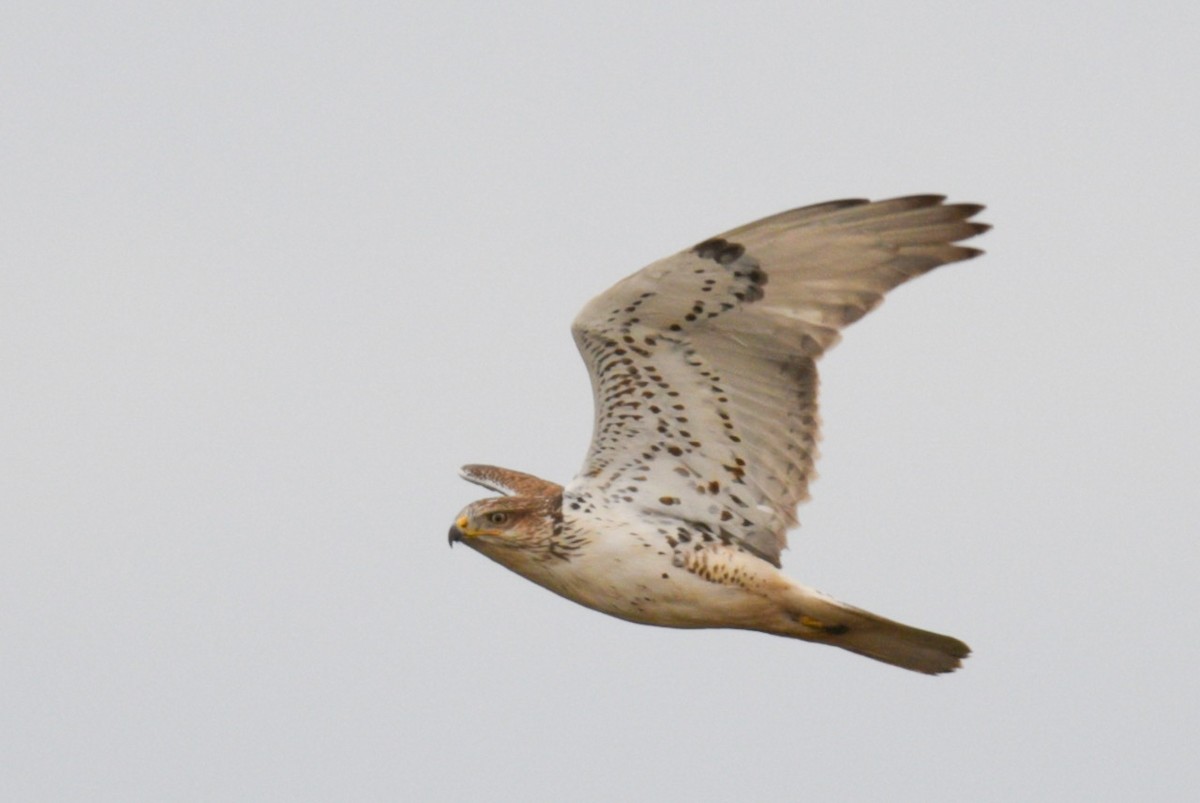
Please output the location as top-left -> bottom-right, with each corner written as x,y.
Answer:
449,195 -> 988,674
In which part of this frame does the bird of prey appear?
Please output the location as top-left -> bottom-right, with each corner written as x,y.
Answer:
449,195 -> 987,674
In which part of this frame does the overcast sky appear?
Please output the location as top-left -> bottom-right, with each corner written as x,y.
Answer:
3,2 -> 1198,801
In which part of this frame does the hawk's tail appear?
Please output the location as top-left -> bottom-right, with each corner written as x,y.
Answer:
781,585 -> 970,675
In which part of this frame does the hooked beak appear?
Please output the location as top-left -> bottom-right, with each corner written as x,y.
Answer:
448,515 -> 469,547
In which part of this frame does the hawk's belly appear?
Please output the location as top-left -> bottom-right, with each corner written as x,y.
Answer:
532,529 -> 788,631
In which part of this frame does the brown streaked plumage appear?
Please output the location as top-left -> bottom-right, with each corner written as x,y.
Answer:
449,195 -> 988,674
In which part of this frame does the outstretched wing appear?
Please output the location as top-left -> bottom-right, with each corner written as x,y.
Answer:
460,464 -> 563,497
566,195 -> 988,566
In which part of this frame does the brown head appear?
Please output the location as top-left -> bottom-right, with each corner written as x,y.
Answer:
448,464 -> 566,570
448,495 -> 560,551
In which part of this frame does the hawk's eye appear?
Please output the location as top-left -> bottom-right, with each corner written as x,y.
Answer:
486,512 -> 509,526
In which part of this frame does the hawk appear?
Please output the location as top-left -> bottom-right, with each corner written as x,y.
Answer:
449,195 -> 988,674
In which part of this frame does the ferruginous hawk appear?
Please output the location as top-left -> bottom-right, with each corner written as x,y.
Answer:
449,195 -> 987,674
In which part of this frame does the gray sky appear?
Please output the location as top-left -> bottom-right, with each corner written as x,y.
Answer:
3,2 -> 1198,801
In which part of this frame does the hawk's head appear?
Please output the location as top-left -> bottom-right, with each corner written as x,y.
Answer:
449,464 -> 570,574
448,496 -> 553,549
448,493 -> 571,582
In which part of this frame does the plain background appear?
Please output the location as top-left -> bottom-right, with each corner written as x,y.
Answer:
3,2 -> 1198,800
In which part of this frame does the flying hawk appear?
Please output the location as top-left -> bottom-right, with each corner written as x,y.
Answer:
449,195 -> 987,674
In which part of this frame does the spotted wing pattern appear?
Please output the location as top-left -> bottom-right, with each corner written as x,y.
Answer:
566,195 -> 988,566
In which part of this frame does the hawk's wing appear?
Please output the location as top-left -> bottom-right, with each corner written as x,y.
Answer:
460,464 -> 563,497
565,195 -> 988,566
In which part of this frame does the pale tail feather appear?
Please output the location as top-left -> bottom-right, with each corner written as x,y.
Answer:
782,586 -> 970,675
